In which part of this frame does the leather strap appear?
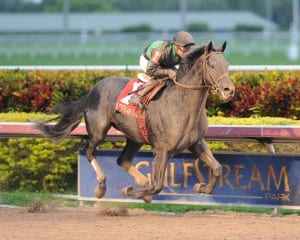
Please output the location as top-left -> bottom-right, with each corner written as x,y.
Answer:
136,111 -> 149,143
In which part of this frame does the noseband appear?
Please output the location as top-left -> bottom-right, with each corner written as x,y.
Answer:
172,51 -> 228,91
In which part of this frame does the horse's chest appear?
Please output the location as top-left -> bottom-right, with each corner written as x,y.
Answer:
148,109 -> 206,149
167,126 -> 205,151
184,128 -> 202,145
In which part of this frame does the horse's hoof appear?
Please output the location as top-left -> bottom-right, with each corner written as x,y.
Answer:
204,186 -> 213,194
193,183 -> 206,193
143,195 -> 153,203
121,186 -> 133,196
94,181 -> 106,199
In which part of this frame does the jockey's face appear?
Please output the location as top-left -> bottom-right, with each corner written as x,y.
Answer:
175,44 -> 192,58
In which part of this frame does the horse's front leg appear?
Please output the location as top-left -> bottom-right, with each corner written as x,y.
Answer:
117,138 -> 152,203
189,139 -> 222,194
122,149 -> 168,200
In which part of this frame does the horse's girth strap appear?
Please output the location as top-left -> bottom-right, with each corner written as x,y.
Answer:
136,112 -> 149,143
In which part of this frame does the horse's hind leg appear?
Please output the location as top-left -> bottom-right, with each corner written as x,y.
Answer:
85,113 -> 111,198
189,139 -> 222,194
86,138 -> 107,198
117,138 -> 152,203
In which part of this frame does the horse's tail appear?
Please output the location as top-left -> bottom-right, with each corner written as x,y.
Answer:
36,95 -> 88,141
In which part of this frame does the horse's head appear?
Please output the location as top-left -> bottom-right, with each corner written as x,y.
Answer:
201,41 -> 235,102
177,41 -> 234,102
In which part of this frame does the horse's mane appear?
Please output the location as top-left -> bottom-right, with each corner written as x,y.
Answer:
183,45 -> 206,65
176,44 -> 206,79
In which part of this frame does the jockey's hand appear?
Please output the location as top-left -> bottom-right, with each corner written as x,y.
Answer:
168,70 -> 177,81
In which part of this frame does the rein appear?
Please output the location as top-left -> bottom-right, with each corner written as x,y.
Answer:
172,77 -> 204,90
172,51 -> 227,91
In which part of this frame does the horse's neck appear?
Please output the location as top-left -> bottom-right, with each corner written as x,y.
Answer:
163,62 -> 208,117
167,81 -> 208,115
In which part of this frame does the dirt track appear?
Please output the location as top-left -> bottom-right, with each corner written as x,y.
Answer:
1,205 -> 300,240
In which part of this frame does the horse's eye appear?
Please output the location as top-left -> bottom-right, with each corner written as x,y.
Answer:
208,60 -> 215,69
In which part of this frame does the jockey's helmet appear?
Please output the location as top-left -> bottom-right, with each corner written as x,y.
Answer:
173,31 -> 195,47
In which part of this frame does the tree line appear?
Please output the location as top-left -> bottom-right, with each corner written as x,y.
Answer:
0,0 -> 295,29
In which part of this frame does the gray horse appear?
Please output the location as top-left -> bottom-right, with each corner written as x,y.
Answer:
36,41 -> 235,203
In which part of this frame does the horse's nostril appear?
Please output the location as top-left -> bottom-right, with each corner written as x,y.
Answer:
224,88 -> 235,96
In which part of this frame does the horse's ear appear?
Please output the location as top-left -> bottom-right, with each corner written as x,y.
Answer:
221,41 -> 227,52
207,41 -> 213,53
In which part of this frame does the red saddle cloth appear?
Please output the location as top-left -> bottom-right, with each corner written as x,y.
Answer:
115,78 -> 149,143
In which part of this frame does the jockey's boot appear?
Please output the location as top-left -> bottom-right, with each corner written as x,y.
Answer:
128,83 -> 155,109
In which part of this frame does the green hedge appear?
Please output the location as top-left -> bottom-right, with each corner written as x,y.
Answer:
208,70 -> 300,119
0,138 -> 80,192
187,22 -> 211,32
0,69 -> 299,119
121,23 -> 153,32
234,23 -> 264,32
0,69 -> 137,113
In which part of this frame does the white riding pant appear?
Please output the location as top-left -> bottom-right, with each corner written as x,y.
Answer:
139,54 -> 149,73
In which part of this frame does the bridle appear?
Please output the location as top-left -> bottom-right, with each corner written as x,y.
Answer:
172,51 -> 229,91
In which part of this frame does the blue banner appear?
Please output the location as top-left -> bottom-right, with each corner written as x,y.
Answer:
79,150 -> 300,207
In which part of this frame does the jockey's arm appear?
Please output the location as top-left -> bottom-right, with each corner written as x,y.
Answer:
143,40 -> 177,80
146,63 -> 176,80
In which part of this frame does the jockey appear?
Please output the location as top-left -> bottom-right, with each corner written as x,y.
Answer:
129,31 -> 195,107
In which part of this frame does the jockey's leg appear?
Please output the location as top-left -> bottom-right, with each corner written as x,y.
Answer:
129,81 -> 166,109
128,81 -> 155,108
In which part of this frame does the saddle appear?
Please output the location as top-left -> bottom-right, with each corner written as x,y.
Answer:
132,73 -> 166,107
115,73 -> 166,142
